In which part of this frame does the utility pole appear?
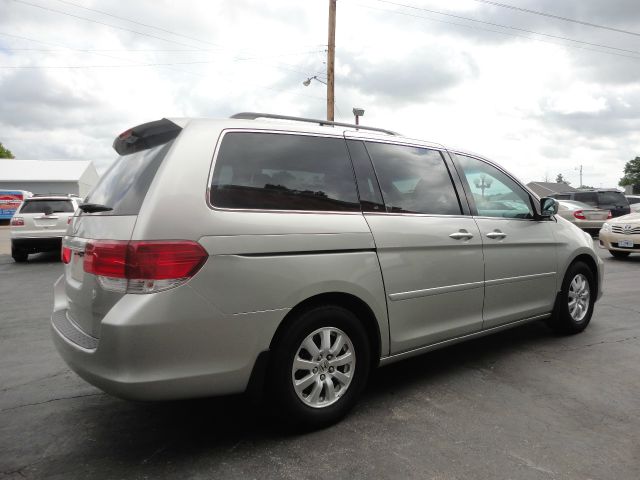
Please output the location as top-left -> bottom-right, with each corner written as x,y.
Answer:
327,0 -> 336,121
576,165 -> 583,187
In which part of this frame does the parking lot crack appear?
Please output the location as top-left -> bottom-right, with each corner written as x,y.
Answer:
566,335 -> 638,351
0,392 -> 104,413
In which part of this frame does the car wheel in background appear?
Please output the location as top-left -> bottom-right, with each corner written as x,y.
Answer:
11,244 -> 28,263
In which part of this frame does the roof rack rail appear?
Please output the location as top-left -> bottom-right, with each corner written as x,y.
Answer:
32,193 -> 79,198
230,112 -> 399,136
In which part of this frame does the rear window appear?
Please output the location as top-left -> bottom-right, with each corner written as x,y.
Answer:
20,199 -> 74,213
210,132 -> 360,212
597,191 -> 627,205
83,141 -> 173,216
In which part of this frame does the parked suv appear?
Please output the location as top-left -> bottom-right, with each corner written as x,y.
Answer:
11,194 -> 81,262
551,189 -> 630,217
52,114 -> 603,427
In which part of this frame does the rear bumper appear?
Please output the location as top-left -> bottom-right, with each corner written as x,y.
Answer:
51,275 -> 286,401
12,236 -> 62,252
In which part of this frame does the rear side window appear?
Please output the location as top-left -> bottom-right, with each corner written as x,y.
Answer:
210,132 -> 360,212
573,192 -> 598,206
20,199 -> 74,213
83,141 -> 173,216
364,142 -> 461,215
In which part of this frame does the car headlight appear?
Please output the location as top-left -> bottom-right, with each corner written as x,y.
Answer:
601,222 -> 612,232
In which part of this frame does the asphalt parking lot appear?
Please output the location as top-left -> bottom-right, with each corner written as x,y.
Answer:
1,226 -> 639,479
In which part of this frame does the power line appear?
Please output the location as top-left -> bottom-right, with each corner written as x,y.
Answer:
349,1 -> 640,61
370,0 -> 640,57
0,32 -> 326,102
469,0 -> 640,38
11,0 -> 207,49
51,0 -> 222,47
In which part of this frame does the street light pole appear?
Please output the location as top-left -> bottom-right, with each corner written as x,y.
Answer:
327,0 -> 336,121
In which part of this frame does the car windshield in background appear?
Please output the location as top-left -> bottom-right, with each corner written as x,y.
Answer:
598,192 -> 627,205
83,141 -> 173,216
20,200 -> 73,213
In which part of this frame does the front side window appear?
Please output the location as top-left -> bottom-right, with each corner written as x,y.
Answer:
364,142 -> 461,215
453,154 -> 534,219
210,132 -> 360,212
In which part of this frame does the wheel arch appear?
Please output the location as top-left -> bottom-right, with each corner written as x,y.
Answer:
269,292 -> 382,370
562,253 -> 599,296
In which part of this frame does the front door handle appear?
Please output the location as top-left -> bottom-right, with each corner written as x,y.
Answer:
486,230 -> 507,239
449,230 -> 474,240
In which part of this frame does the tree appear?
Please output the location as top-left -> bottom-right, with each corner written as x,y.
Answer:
619,156 -> 640,187
0,142 -> 14,159
556,173 -> 571,185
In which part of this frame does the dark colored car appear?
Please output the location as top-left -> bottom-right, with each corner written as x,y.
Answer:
551,190 -> 630,218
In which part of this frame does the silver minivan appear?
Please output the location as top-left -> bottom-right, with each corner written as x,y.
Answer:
52,113 -> 604,427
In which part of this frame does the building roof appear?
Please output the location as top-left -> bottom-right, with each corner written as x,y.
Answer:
526,182 -> 579,195
0,160 -> 96,182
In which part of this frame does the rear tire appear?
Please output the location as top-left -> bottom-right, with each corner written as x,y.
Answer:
547,261 -> 595,335
268,304 -> 371,430
11,245 -> 28,263
609,250 -> 630,258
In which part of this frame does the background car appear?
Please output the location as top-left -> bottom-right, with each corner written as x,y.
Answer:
556,200 -> 611,234
599,211 -> 640,258
626,195 -> 640,212
10,194 -> 81,262
552,189 -> 630,217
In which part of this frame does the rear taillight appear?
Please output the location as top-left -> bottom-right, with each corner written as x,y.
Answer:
10,217 -> 24,226
67,217 -> 72,224
83,240 -> 208,293
61,246 -> 72,264
573,210 -> 586,220
606,211 -> 613,219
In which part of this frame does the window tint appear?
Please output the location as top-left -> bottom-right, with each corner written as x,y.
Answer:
346,140 -> 385,212
84,141 -> 173,216
20,199 -> 74,213
364,142 -> 461,215
454,154 -> 533,219
573,192 -> 598,206
597,191 -> 627,206
210,133 -> 360,212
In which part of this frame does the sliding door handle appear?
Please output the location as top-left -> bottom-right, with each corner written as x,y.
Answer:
449,230 -> 474,240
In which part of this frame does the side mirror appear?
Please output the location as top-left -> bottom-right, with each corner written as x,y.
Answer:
540,197 -> 558,218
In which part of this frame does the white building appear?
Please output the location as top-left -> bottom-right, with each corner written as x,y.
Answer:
0,160 -> 100,197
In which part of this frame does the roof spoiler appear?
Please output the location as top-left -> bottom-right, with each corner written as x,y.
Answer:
113,118 -> 182,156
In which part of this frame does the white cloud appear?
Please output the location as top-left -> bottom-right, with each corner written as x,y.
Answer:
1,0 -> 639,186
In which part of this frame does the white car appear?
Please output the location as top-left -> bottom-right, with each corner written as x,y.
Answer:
10,194 -> 81,262
626,195 -> 640,213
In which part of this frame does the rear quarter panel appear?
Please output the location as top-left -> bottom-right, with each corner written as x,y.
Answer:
131,121 -> 391,356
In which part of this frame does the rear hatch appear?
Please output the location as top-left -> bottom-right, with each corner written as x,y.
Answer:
62,119 -> 182,338
597,191 -> 630,217
18,198 -> 75,236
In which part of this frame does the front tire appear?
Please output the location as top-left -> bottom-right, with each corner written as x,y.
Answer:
268,304 -> 371,429
548,261 -> 595,335
609,250 -> 630,258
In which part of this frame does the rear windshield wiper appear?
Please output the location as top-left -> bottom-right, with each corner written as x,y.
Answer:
78,203 -> 113,213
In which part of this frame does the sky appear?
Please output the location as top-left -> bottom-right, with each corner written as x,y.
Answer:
1,0 -> 640,188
